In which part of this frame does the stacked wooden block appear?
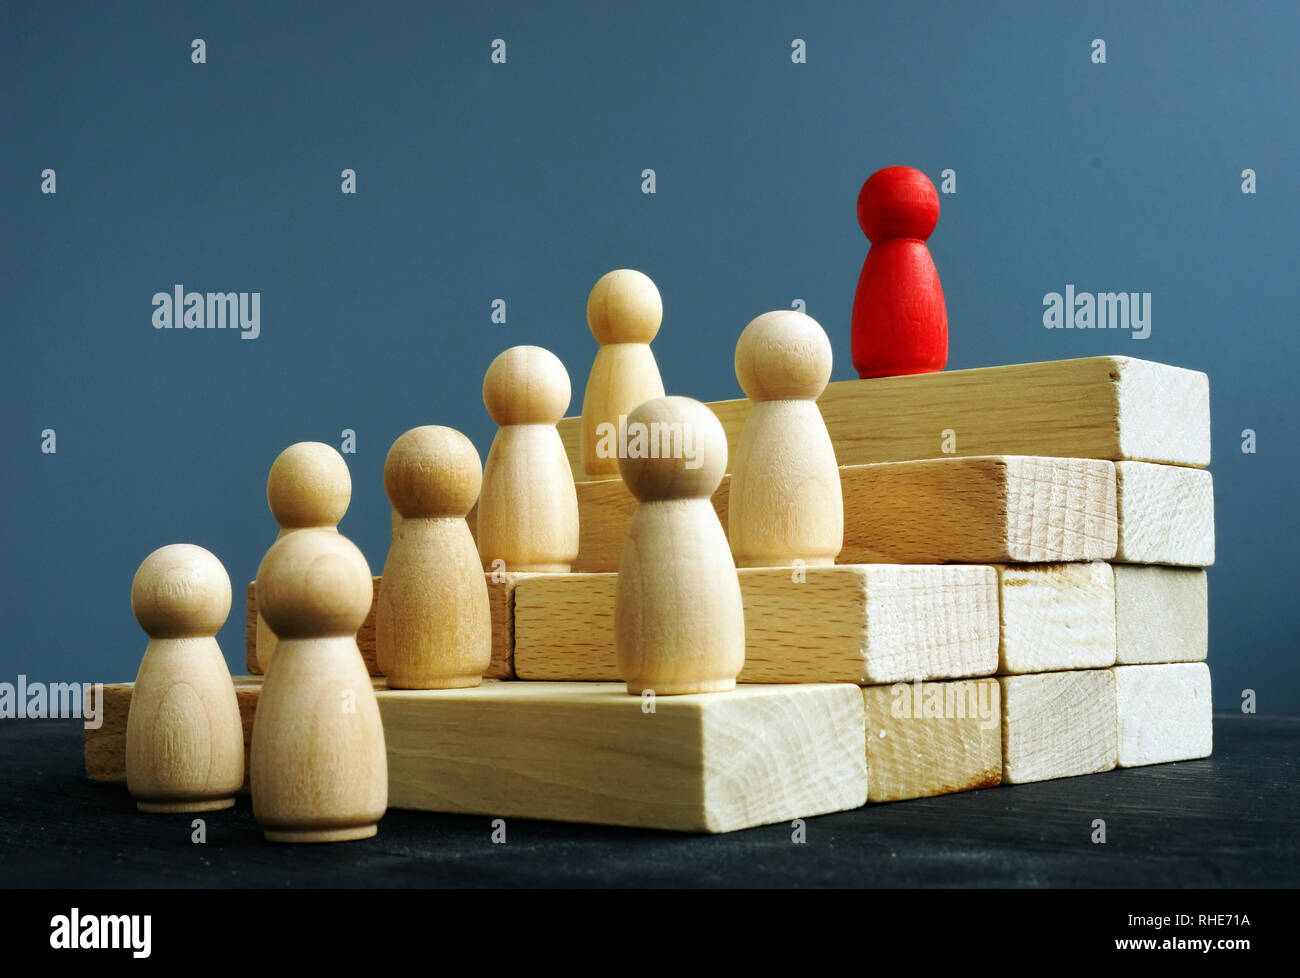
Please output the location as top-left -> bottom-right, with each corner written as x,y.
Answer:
86,355 -> 1214,833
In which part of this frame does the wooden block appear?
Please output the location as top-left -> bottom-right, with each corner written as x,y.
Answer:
513,564 -> 999,685
86,677 -> 264,787
86,674 -> 434,787
380,681 -> 866,833
246,574 -> 526,679
561,456 -> 1117,573
999,670 -> 1117,784
862,679 -> 1002,802
1114,566 -> 1208,664
1114,461 -> 1215,566
85,679 -> 864,833
843,457 -> 1116,564
1113,663 -> 1213,767
556,356 -> 1210,481
997,562 -> 1116,673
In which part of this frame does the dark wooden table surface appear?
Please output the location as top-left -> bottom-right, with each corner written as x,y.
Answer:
2,713 -> 1296,888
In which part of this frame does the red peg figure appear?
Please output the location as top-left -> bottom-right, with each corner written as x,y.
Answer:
850,166 -> 948,378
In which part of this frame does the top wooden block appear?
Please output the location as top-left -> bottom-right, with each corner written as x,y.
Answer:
557,356 -> 1210,481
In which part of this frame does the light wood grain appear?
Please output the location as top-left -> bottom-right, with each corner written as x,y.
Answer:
999,670 -> 1117,784
126,545 -> 244,813
1114,565 -> 1208,664
246,574 -> 523,680
378,426 -> 491,689
514,564 -> 998,684
997,562 -> 1117,674
614,397 -> 744,695
841,456 -> 1117,563
88,676 -> 379,787
862,679 -> 1002,802
1115,461 -> 1215,566
380,681 -> 866,833
1113,663 -> 1213,767
87,679 -> 868,834
557,355 -> 1211,481
728,310 -> 843,567
562,455 -> 1117,573
477,346 -> 580,572
254,442 -> 351,673
251,530 -> 386,843
580,269 -> 665,479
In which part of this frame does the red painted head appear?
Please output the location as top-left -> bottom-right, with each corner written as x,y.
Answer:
856,166 -> 940,243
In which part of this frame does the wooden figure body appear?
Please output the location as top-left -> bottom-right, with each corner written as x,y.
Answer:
729,310 -> 843,567
580,269 -> 666,479
126,544 -> 244,813
615,396 -> 744,695
477,345 -> 580,572
255,441 -> 351,673
377,425 -> 492,689
850,166 -> 947,379
251,529 -> 386,843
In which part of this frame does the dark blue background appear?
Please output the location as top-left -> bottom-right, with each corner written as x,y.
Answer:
4,1 -> 1296,709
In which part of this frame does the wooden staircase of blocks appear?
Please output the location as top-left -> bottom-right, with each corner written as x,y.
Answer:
85,355 -> 1215,833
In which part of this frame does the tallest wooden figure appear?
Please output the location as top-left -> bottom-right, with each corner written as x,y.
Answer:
850,166 -> 948,379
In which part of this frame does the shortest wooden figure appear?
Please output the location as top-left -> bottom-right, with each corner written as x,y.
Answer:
251,529 -> 387,843
614,396 -> 744,695
126,544 -> 244,813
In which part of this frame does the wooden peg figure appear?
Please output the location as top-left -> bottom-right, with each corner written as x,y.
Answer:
477,345 -> 580,572
377,425 -> 492,689
614,396 -> 744,695
126,544 -> 244,813
850,165 -> 948,378
729,310 -> 843,567
580,269 -> 666,478
255,441 -> 351,673
250,529 -> 386,843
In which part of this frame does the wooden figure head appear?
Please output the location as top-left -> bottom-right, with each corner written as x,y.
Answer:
586,269 -> 662,345
617,396 -> 728,503
483,345 -> 572,426
131,544 -> 231,639
266,441 -> 351,529
856,165 -> 940,244
255,529 -> 372,640
734,310 -> 833,402
384,425 -> 483,520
